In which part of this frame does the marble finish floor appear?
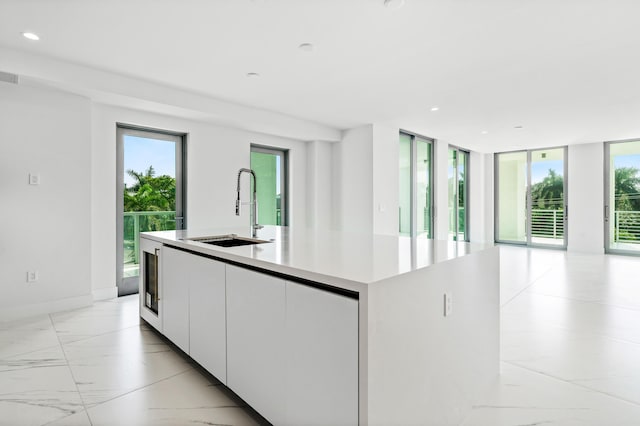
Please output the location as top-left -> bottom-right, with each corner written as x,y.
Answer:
1,246 -> 639,425
462,246 -> 640,426
0,295 -> 263,426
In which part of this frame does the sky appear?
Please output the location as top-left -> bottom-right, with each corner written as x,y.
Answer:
531,159 -> 563,184
614,154 -> 640,170
124,135 -> 175,188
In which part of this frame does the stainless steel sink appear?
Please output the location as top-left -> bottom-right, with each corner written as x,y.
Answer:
185,234 -> 270,247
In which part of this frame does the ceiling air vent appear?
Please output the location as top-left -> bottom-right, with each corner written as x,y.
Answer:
0,71 -> 19,84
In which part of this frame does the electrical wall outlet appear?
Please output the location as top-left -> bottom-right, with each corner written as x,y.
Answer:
29,173 -> 40,185
27,271 -> 39,282
444,293 -> 452,317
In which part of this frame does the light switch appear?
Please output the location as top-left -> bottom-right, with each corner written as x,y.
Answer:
27,271 -> 39,282
29,173 -> 40,185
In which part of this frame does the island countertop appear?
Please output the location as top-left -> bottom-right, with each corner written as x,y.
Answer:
141,225 -> 494,292
140,225 -> 500,425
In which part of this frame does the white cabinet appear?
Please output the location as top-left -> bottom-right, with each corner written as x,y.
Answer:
285,282 -> 359,426
139,237 -> 163,332
226,265 -> 286,426
162,246 -> 191,353
189,255 -> 227,384
142,244 -> 359,425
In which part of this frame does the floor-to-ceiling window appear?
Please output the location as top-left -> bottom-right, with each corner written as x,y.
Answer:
448,147 -> 469,241
605,139 -> 640,254
117,125 -> 186,296
250,145 -> 288,226
496,147 -> 567,248
399,131 -> 433,237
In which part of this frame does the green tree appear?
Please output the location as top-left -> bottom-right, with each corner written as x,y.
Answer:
124,166 -> 175,212
531,169 -> 563,209
123,166 -> 176,246
614,167 -> 640,211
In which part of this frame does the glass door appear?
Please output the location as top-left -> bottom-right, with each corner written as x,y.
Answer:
496,147 -> 567,247
496,151 -> 528,243
116,126 -> 185,297
399,133 -> 412,236
398,131 -> 433,237
448,147 -> 469,241
529,148 -> 566,247
605,140 -> 640,254
250,145 -> 288,226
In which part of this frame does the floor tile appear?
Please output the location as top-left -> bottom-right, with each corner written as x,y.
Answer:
0,315 -> 60,359
0,346 -> 84,426
62,326 -> 192,406
502,291 -> 640,345
461,363 -> 640,426
51,296 -> 141,344
85,369 -> 261,426
498,245 -> 563,305
527,253 -> 640,310
43,410 -> 92,426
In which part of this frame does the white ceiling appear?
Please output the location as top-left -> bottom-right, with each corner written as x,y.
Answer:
1,0 -> 640,152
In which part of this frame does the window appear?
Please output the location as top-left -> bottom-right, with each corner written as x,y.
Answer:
399,131 -> 433,237
250,145 -> 288,226
604,139 -> 640,254
116,125 -> 186,296
448,147 -> 469,241
495,147 -> 567,247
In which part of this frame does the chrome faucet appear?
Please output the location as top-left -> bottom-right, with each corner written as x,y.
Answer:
236,168 -> 263,237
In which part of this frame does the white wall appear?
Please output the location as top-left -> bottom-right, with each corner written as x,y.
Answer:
469,152 -> 494,243
568,142 -> 604,253
91,104 -> 310,298
372,124 -> 400,235
335,125 -> 374,233
306,140 -> 334,230
434,140 -> 449,240
0,82 -> 92,319
334,126 -> 491,242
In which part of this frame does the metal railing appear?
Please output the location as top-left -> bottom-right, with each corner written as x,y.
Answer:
531,209 -> 564,240
614,211 -> 640,243
124,211 -> 176,266
529,209 -> 640,243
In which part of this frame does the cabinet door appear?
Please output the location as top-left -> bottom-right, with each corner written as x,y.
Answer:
189,256 -> 227,384
161,246 -> 190,353
226,265 -> 286,426
285,282 -> 359,426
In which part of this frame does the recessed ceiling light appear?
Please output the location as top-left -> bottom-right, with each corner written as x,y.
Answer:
246,72 -> 260,78
22,32 -> 40,41
384,0 -> 405,10
514,125 -> 523,129
298,43 -> 314,52
430,107 -> 439,112
481,131 -> 489,135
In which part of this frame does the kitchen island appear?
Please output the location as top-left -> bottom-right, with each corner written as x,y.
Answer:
139,226 -> 499,426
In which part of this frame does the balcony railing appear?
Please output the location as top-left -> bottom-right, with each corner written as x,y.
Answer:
531,209 -> 564,240
529,209 -> 640,244
614,210 -> 640,243
124,211 -> 176,268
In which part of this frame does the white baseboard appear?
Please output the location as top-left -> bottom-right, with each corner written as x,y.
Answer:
92,286 -> 118,301
0,294 -> 93,322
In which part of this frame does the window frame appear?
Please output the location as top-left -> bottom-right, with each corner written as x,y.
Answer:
399,130 -> 435,238
250,144 -> 289,226
116,123 -> 187,296
494,146 -> 568,249
448,145 -> 470,242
